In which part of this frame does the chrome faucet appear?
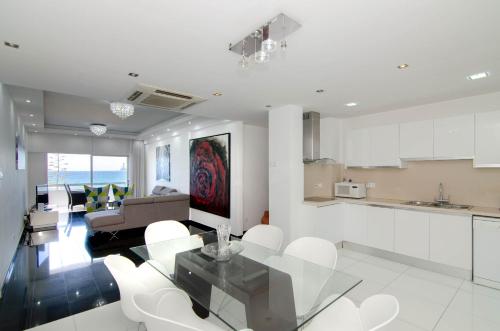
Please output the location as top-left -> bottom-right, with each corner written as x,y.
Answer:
435,182 -> 449,204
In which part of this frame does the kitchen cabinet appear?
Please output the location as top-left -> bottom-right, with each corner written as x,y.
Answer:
344,204 -> 367,245
346,128 -> 370,167
366,206 -> 395,251
429,213 -> 472,269
434,114 -> 474,160
320,118 -> 341,161
370,125 -> 401,167
313,204 -> 345,244
394,209 -> 430,260
474,110 -> 500,167
399,120 -> 434,160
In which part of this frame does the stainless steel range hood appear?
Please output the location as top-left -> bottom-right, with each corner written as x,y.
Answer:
303,111 -> 336,164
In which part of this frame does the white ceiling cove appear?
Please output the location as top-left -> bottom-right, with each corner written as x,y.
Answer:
1,0 -> 500,126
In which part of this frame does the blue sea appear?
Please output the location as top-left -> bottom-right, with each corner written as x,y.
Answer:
48,170 -> 127,186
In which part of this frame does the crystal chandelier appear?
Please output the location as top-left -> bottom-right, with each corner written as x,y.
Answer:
229,13 -> 301,68
110,102 -> 134,119
89,124 -> 107,136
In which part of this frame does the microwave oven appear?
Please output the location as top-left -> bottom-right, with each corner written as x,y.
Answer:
334,182 -> 367,199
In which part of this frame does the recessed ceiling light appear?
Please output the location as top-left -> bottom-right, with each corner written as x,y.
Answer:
4,41 -> 20,49
345,102 -> 358,107
32,123 -> 36,127
25,99 -> 32,103
74,133 -> 78,136
29,113 -> 34,117
397,64 -> 409,69
128,72 -> 139,77
467,71 -> 490,80
212,92 -> 223,96
316,89 -> 325,93
34,130 -> 38,133
172,132 -> 178,136
166,128 -> 171,132
151,134 -> 154,137
265,105 -> 272,108
188,121 -> 192,125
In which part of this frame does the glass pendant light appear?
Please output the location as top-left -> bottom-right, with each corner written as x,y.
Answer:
254,31 -> 269,64
261,24 -> 277,53
239,40 -> 249,68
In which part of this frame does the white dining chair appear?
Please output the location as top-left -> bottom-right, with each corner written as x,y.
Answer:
283,236 -> 338,270
304,294 -> 399,331
133,288 -> 253,331
104,255 -> 175,322
145,220 -> 202,273
242,224 -> 284,251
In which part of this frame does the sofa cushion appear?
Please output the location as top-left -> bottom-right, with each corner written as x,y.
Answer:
151,185 -> 167,195
153,193 -> 189,203
112,184 -> 134,201
84,209 -> 124,229
84,184 -> 110,212
123,196 -> 155,205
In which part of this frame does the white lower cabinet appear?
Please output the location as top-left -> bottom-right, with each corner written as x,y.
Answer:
344,204 -> 367,245
394,209 -> 430,260
314,204 -> 344,244
429,213 -> 472,269
366,206 -> 395,251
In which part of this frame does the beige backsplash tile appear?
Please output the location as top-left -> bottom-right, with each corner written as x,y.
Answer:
342,160 -> 500,208
304,163 -> 343,198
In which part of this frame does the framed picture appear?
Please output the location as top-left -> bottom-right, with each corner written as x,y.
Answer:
156,144 -> 171,181
189,133 -> 230,218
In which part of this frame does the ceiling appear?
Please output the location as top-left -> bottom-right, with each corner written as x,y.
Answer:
1,0 -> 500,126
43,92 -> 184,134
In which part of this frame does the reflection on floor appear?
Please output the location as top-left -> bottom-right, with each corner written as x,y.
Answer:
24,248 -> 500,331
0,211 -> 144,331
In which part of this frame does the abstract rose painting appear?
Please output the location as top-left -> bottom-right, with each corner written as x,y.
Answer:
189,133 -> 230,218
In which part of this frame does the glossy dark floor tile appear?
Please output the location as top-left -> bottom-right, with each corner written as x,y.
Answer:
0,211 -> 145,331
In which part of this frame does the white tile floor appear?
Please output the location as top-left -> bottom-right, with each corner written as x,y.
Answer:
25,248 -> 500,331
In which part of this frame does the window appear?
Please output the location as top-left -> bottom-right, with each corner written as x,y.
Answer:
92,155 -> 128,187
47,153 -> 91,186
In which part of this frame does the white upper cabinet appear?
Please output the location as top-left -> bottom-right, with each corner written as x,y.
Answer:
320,118 -> 341,161
474,110 -> 500,167
433,114 -> 475,160
346,128 -> 370,167
370,124 -> 401,167
399,120 -> 434,160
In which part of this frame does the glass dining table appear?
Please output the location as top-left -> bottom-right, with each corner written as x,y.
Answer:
130,231 -> 362,331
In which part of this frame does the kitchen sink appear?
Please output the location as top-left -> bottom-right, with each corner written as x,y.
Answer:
403,201 -> 472,210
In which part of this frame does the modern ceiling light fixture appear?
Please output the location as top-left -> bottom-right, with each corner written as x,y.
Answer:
128,72 -> 139,77
316,89 -> 325,93
397,63 -> 409,69
4,41 -> 20,49
110,102 -> 134,119
467,71 -> 490,80
212,92 -> 223,96
228,13 -> 301,67
345,102 -> 358,107
89,124 -> 107,136
25,99 -> 32,103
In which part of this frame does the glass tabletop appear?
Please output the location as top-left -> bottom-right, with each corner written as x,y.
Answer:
130,231 -> 362,331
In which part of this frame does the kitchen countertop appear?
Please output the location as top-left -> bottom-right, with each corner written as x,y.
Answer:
303,196 -> 500,218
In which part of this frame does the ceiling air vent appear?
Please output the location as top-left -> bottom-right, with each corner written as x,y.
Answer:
125,84 -> 206,110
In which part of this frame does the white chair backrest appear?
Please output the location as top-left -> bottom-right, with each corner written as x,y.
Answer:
284,237 -> 338,270
145,220 -> 190,245
104,255 -> 146,322
242,224 -> 284,251
359,294 -> 399,331
133,288 -> 224,331
305,297 -> 363,331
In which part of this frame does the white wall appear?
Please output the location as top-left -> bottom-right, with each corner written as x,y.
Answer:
268,105 -> 304,245
243,125 -> 269,231
145,122 -> 268,236
0,83 -> 27,288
